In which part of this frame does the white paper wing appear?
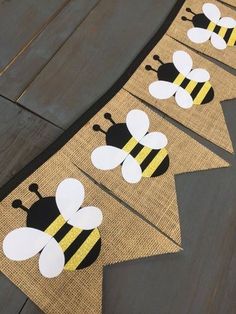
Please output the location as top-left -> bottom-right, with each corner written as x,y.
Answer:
218,17 -> 236,28
149,81 -> 178,99
68,206 -> 103,230
140,132 -> 168,149
187,28 -> 212,44
175,87 -> 193,109
56,178 -> 85,221
211,33 -> 227,50
173,51 -> 192,76
121,155 -> 142,184
186,68 -> 210,82
203,3 -> 221,24
91,145 -> 127,170
39,238 -> 65,278
126,109 -> 149,141
3,227 -> 51,261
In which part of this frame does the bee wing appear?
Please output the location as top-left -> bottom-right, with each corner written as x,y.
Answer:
56,178 -> 85,221
210,33 -> 227,50
126,109 -> 150,141
172,51 -> 193,76
175,87 -> 193,109
149,81 -> 178,100
121,155 -> 142,184
91,145 -> 127,170
140,132 -> 168,149
218,17 -> 236,28
202,3 -> 221,24
186,68 -> 210,82
68,206 -> 103,230
187,28 -> 212,44
39,238 -> 65,278
3,227 -> 51,261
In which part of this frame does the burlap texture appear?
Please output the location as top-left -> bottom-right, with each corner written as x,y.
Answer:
63,90 -> 229,246
0,150 -> 180,314
124,35 -> 235,153
222,0 -> 236,7
167,0 -> 236,68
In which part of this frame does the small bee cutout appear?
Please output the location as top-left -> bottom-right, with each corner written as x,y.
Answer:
182,3 -> 236,50
145,51 -> 214,109
3,179 -> 103,278
91,109 -> 169,184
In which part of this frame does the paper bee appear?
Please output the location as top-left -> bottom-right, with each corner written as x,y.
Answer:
182,3 -> 236,50
91,109 -> 169,184
145,51 -> 214,109
3,179 -> 103,278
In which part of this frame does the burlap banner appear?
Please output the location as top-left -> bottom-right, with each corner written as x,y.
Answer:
63,90 -> 228,246
124,35 -> 235,153
0,150 -> 180,313
167,0 -> 236,68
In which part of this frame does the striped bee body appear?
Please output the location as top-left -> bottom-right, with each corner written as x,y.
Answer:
106,123 -> 169,177
27,197 -> 101,270
207,21 -> 236,47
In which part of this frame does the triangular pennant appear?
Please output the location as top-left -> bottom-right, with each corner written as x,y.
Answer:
63,89 -> 229,245
124,35 -> 235,153
167,0 -> 236,68
0,151 -> 179,314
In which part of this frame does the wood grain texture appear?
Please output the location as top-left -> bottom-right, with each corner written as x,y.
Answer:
0,0 -> 99,100
0,96 -> 62,187
0,0 -> 69,72
17,0 -> 177,129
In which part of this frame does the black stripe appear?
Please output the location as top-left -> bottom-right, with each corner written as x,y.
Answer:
54,223 -> 73,242
224,28 -> 234,44
77,238 -> 102,269
190,82 -> 204,100
64,229 -> 93,264
151,155 -> 170,177
130,142 -> 144,158
200,86 -> 214,105
140,149 -> 159,172
180,78 -> 189,89
214,25 -> 220,34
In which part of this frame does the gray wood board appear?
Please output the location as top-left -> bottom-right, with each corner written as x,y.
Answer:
0,0 -> 99,100
17,0 -> 178,129
0,0 -> 69,72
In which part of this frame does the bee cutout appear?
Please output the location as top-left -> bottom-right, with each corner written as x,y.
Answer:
145,51 -> 214,109
3,179 -> 103,278
91,109 -> 169,184
182,3 -> 236,50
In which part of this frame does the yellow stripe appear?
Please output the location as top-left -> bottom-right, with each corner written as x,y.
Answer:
207,21 -> 215,32
185,80 -> 197,94
173,73 -> 185,86
64,229 -> 100,270
59,227 -> 83,252
122,137 -> 138,154
193,82 -> 211,105
228,27 -> 236,46
135,146 -> 152,164
142,148 -> 168,177
218,26 -> 227,38
45,215 -> 65,236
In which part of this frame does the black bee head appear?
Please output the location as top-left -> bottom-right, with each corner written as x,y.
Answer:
93,112 -> 116,143
145,55 -> 165,78
182,8 -> 208,28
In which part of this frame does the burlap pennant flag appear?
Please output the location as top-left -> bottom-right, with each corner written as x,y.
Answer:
0,150 -> 180,314
124,35 -> 235,153
222,0 -> 236,7
63,89 -> 229,246
167,0 -> 236,68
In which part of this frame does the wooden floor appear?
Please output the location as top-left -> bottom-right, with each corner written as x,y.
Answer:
0,0 -> 236,313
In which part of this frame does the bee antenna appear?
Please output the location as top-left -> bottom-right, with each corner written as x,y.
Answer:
186,7 -> 195,15
145,65 -> 157,73
153,55 -> 164,65
29,183 -> 42,199
12,199 -> 28,212
181,16 -> 192,22
93,124 -> 106,134
104,113 -> 116,125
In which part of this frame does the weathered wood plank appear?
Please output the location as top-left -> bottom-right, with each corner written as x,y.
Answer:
20,299 -> 42,314
0,0 -> 69,72
0,272 -> 27,314
17,0 -> 178,129
0,0 -> 99,101
0,96 -> 62,187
